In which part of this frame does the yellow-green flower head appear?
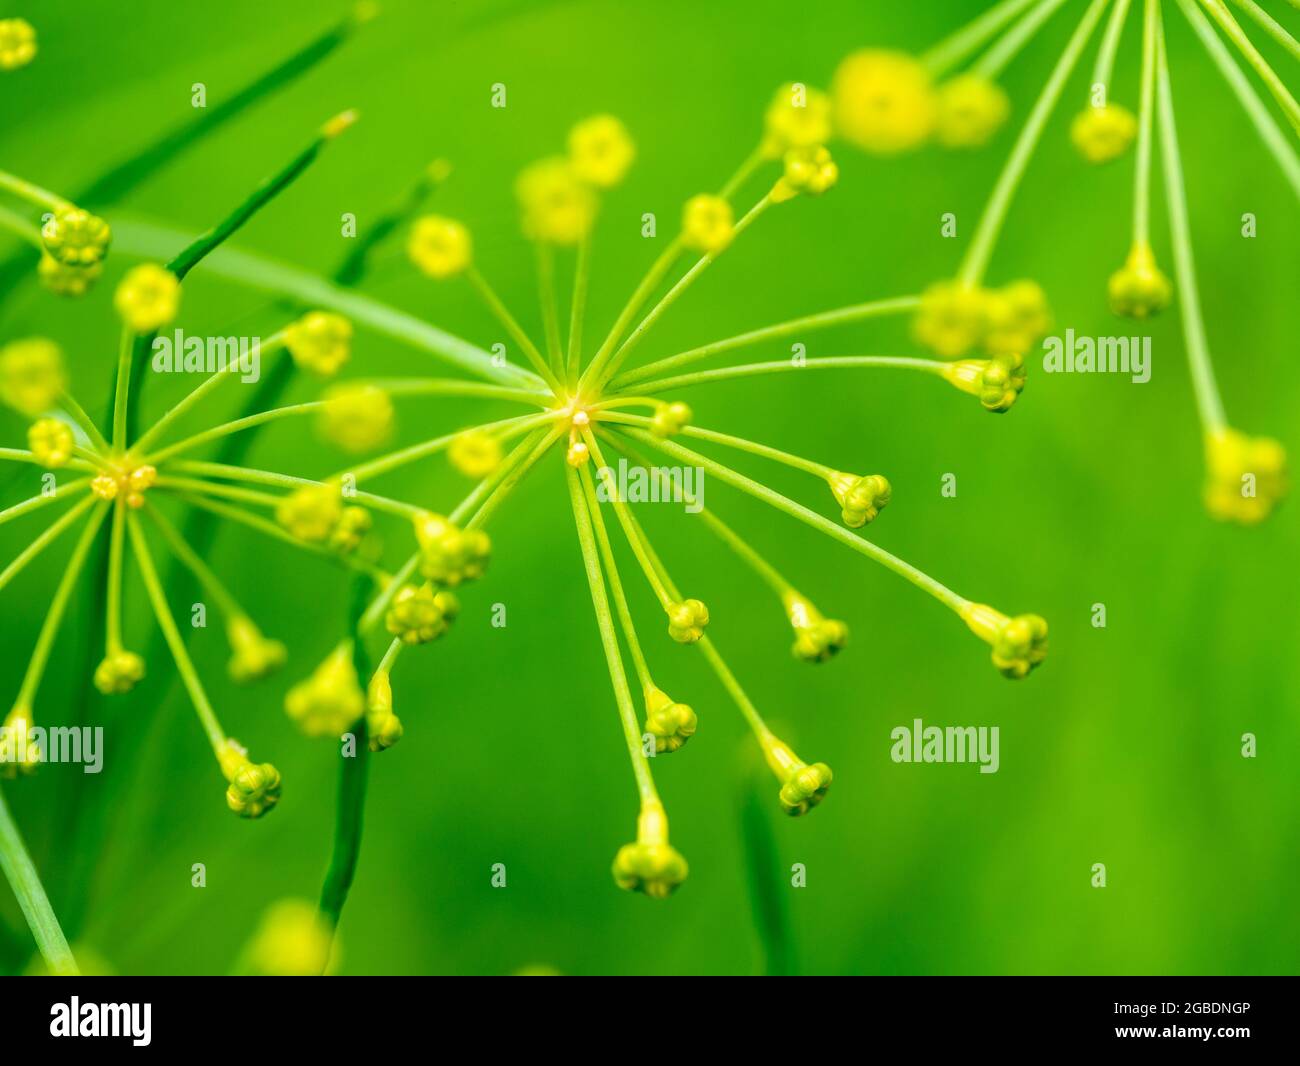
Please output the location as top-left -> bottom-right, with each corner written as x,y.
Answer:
644,685 -> 697,754
983,280 -> 1052,357
913,280 -> 988,359
762,81 -> 833,158
568,114 -> 636,188
319,383 -> 393,453
276,483 -> 342,543
90,464 -> 156,510
941,353 -> 1026,413
0,706 -> 41,777
407,214 -> 473,279
779,761 -> 833,816
114,263 -> 181,333
93,650 -> 145,695
935,73 -> 1010,149
831,49 -> 936,155
244,899 -> 334,976
1108,242 -> 1172,319
784,594 -> 848,663
412,511 -> 490,586
960,603 -> 1048,679
1204,428 -> 1288,525
284,643 -> 365,737
681,194 -> 734,255
666,598 -> 709,643
772,144 -> 839,202
37,252 -> 101,297
449,428 -> 502,478
385,584 -> 458,645
565,439 -> 590,467
328,505 -> 372,554
612,802 -> 687,898
827,470 -> 891,528
1070,103 -> 1137,164
0,18 -> 37,70
217,738 -> 281,818
515,157 -> 597,245
41,206 -> 110,267
226,616 -> 287,684
0,337 -> 66,417
650,400 -> 692,438
367,671 -> 404,752
286,311 -> 353,375
27,417 -> 74,468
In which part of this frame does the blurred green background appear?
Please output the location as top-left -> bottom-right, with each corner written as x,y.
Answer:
1,0 -> 1297,975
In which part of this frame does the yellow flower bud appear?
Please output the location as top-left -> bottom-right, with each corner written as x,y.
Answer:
276,483 -> 342,543
319,383 -> 393,453
772,144 -> 839,202
122,464 -> 156,509
0,706 -> 41,777
0,337 -> 66,416
41,206 -> 110,267
913,280 -> 988,359
565,439 -> 590,467
935,74 -> 1010,149
1204,428 -> 1288,525
412,511 -> 490,586
227,616 -> 287,683
761,734 -> 832,816
37,252 -> 101,297
666,598 -> 709,643
941,353 -> 1026,413
385,585 -> 458,645
983,280 -> 1051,358
783,593 -> 848,663
328,505 -> 372,554
762,82 -> 832,158
681,194 -> 734,255
286,311 -> 352,375
568,114 -> 635,188
515,157 -> 597,245
831,49 -> 936,155
612,802 -> 688,898
114,263 -> 181,332
27,418 -> 74,467
644,686 -> 696,754
827,470 -> 891,528
1070,103 -> 1137,164
960,603 -> 1049,679
284,643 -> 365,737
243,899 -> 334,976
649,400 -> 691,438
449,428 -> 502,478
90,473 -> 119,501
0,17 -> 37,70
407,214 -> 472,279
93,650 -> 145,695
218,738 -> 281,818
1108,242 -> 1172,319
367,671 -> 403,752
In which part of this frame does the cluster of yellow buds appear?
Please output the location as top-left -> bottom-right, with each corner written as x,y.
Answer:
649,400 -> 691,438
226,616 -> 287,683
407,215 -> 472,279
0,17 -> 37,70
217,738 -> 281,818
643,685 -> 697,754
762,734 -> 833,816
285,311 -> 352,375
1071,103 -> 1138,164
284,642 -> 365,737
27,418 -> 74,467
612,801 -> 688,898
1203,428 -> 1288,525
0,337 -> 66,416
41,206 -> 111,267
448,428 -> 502,478
93,650 -> 146,695
515,157 -> 597,245
91,462 -> 156,508
761,82 -> 833,158
935,74 -> 1010,149
1108,242 -> 1172,319
665,597 -> 709,643
385,584 -> 458,645
114,264 -> 181,332
0,706 -> 40,776
771,144 -> 839,202
960,603 -> 1049,680
783,593 -> 849,664
831,49 -> 937,155
38,252 -> 101,297
827,470 -> 891,528
681,194 -> 734,255
319,383 -> 393,453
567,114 -> 635,188
366,671 -> 403,752
412,511 -> 490,586
940,352 -> 1027,413
914,278 -> 1051,360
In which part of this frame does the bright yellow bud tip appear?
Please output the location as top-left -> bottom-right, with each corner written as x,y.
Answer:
244,899 -> 335,976
27,418 -> 74,467
612,802 -> 688,898
960,604 -> 1049,679
762,82 -> 832,158
565,440 -> 590,467
218,738 -> 281,818
276,483 -> 343,543
38,252 -> 101,298
982,280 -> 1052,358
1108,242 -> 1172,319
408,214 -> 472,279
935,74 -> 1010,149
681,194 -> 734,254
0,706 -> 41,777
0,337 -> 66,417
114,263 -> 181,333
784,593 -> 848,663
827,470 -> 891,527
568,114 -> 636,188
666,598 -> 709,643
284,643 -> 365,737
412,511 -> 490,586
650,400 -> 691,438
367,671 -> 403,752
941,353 -> 1026,413
772,144 -> 839,202
0,18 -> 37,70
762,735 -> 832,816
1203,428 -> 1288,525
227,616 -> 287,684
515,157 -> 597,245
286,311 -> 353,375
1070,104 -> 1137,164
41,206 -> 110,267
449,428 -> 502,478
322,109 -> 359,139
93,651 -> 145,694
831,49 -> 936,155
319,383 -> 393,453
385,584 -> 458,645
644,686 -> 697,753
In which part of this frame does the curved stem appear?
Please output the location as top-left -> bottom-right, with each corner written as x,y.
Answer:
0,169 -> 65,211
1198,0 -> 1300,133
624,354 -> 949,396
0,786 -> 79,976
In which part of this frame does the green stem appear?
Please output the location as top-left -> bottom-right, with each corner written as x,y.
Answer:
105,501 -> 126,652
922,0 -> 1043,75
0,203 -> 42,249
1133,0 -> 1160,246
1198,0 -> 1300,133
1228,0 -> 1300,61
0,480 -> 90,529
0,495 -> 97,596
0,787 -> 79,976
567,235 -> 591,387
536,242 -> 565,375
144,402 -> 325,464
142,503 -> 244,619
466,267 -> 563,393
58,390 -> 111,454
623,355 -> 948,396
162,462 -> 425,520
973,0 -> 1072,82
0,169 -> 65,211
1093,0 -> 1136,93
